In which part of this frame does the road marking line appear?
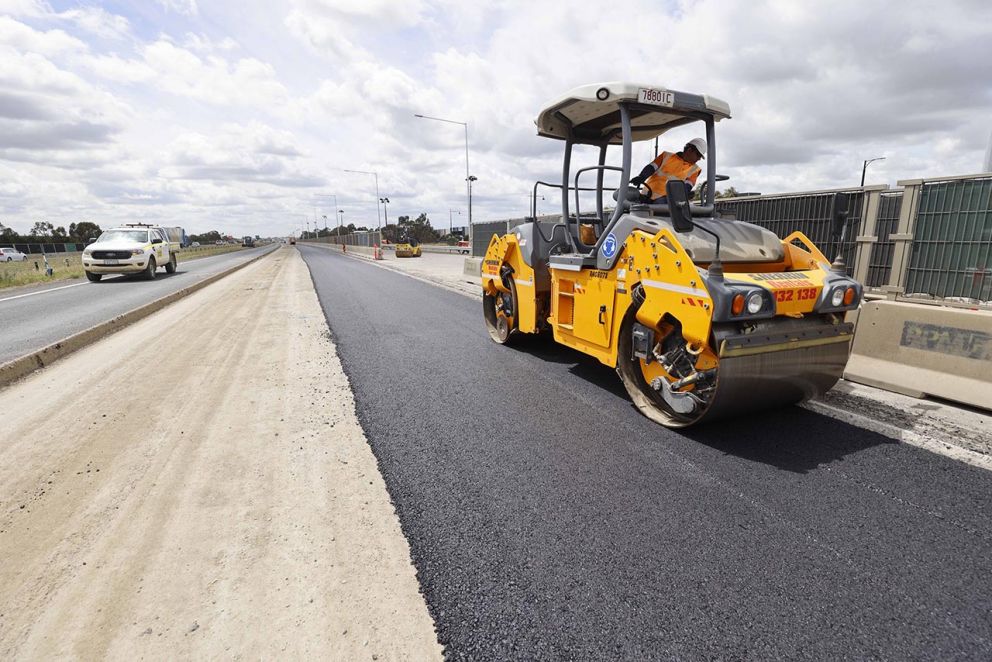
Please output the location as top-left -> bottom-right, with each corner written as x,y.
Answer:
0,281 -> 89,303
802,400 -> 992,472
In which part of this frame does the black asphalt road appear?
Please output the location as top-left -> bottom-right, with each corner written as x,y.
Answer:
0,245 -> 276,364
300,245 -> 992,661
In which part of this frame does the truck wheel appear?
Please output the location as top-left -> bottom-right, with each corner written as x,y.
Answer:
165,253 -> 177,274
144,256 -> 157,280
85,271 -> 102,282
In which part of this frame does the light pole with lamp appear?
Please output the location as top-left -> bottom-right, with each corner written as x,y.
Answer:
343,169 -> 380,231
528,192 -> 546,220
414,113 -> 474,246
315,193 -> 338,233
449,209 -> 461,235
380,197 -> 390,226
861,157 -> 886,187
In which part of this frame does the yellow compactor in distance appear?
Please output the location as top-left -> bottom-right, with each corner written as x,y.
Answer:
395,237 -> 422,258
482,82 -> 862,428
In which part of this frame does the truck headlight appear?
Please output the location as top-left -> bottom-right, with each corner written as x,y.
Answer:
130,249 -> 143,255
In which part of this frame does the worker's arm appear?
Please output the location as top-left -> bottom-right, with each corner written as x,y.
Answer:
629,163 -> 657,187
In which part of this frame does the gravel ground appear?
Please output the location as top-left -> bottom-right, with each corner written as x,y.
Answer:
301,245 -> 992,661
0,248 -> 441,660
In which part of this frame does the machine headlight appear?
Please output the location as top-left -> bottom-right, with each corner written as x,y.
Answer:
746,292 -> 764,314
830,288 -> 845,307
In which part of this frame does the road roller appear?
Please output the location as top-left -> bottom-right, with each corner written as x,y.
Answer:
481,82 -> 862,428
395,235 -> 422,258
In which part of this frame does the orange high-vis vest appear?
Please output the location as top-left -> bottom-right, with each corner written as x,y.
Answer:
644,152 -> 701,200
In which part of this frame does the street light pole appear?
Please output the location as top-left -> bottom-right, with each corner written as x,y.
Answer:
414,113 -> 474,246
861,157 -> 886,187
380,197 -> 390,226
343,169 -> 380,231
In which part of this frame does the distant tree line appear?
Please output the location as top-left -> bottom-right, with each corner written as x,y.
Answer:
0,221 -> 104,243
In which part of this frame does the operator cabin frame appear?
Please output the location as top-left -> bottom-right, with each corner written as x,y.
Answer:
533,83 -> 731,268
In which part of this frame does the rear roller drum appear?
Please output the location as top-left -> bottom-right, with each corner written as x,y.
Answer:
483,276 -> 518,344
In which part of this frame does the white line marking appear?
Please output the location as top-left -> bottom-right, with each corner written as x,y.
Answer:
641,278 -> 709,298
0,281 -> 89,303
802,400 -> 992,472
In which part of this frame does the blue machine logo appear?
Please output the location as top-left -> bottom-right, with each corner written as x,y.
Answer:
602,233 -> 618,258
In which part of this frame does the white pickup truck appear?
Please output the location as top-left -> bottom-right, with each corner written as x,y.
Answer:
82,225 -> 179,282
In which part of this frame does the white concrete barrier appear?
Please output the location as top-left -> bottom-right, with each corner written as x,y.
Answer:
844,300 -> 992,410
463,257 -> 481,278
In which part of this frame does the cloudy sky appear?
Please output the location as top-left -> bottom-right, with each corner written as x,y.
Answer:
1,0 -> 990,238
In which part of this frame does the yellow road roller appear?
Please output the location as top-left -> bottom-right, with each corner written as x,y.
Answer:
481,82 -> 862,428
395,236 -> 422,258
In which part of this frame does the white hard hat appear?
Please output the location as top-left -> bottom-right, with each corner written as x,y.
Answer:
686,137 -> 707,158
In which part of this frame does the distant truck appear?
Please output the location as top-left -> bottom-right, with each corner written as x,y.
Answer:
160,226 -> 189,248
242,236 -> 255,247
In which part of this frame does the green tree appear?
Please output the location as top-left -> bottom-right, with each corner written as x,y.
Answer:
30,221 -> 54,237
190,230 -> 222,243
70,222 -> 102,241
0,223 -> 17,240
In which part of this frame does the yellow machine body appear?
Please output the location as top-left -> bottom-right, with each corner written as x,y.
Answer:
482,226 -> 857,428
395,242 -> 422,258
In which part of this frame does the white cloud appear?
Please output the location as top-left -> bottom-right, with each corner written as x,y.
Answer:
156,0 -> 198,17
0,15 -> 87,56
0,0 -> 49,18
1,0 -> 991,237
141,40 -> 288,106
58,7 -> 131,40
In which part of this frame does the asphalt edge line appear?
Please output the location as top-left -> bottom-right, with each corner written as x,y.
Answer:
301,243 -> 481,300
0,247 -> 277,390
802,400 -> 992,472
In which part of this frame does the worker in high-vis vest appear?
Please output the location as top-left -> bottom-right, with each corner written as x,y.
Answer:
630,137 -> 706,201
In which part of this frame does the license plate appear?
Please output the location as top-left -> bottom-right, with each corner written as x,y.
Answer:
638,88 -> 674,107
103,259 -> 119,265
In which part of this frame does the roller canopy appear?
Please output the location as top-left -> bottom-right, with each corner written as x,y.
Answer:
535,82 -> 731,145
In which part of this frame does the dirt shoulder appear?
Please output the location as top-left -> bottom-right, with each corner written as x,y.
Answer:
0,247 -> 441,660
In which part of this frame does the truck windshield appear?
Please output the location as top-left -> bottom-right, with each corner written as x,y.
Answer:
96,230 -> 149,243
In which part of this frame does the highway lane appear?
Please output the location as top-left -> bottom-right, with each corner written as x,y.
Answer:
0,245 -> 276,364
300,245 -> 992,661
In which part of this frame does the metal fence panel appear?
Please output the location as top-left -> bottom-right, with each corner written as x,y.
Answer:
715,191 -> 864,276
472,221 -> 509,257
0,242 -> 80,254
905,177 -> 992,301
865,192 -> 904,288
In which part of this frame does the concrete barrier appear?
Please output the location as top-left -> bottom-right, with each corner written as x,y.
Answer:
844,300 -> 992,410
463,257 -> 481,278
0,247 -> 277,389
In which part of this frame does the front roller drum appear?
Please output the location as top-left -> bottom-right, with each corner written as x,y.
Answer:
617,311 -> 851,428
483,277 -> 518,344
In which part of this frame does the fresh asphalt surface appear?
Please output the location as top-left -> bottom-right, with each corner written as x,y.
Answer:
0,245 -> 275,364
300,246 -> 992,661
